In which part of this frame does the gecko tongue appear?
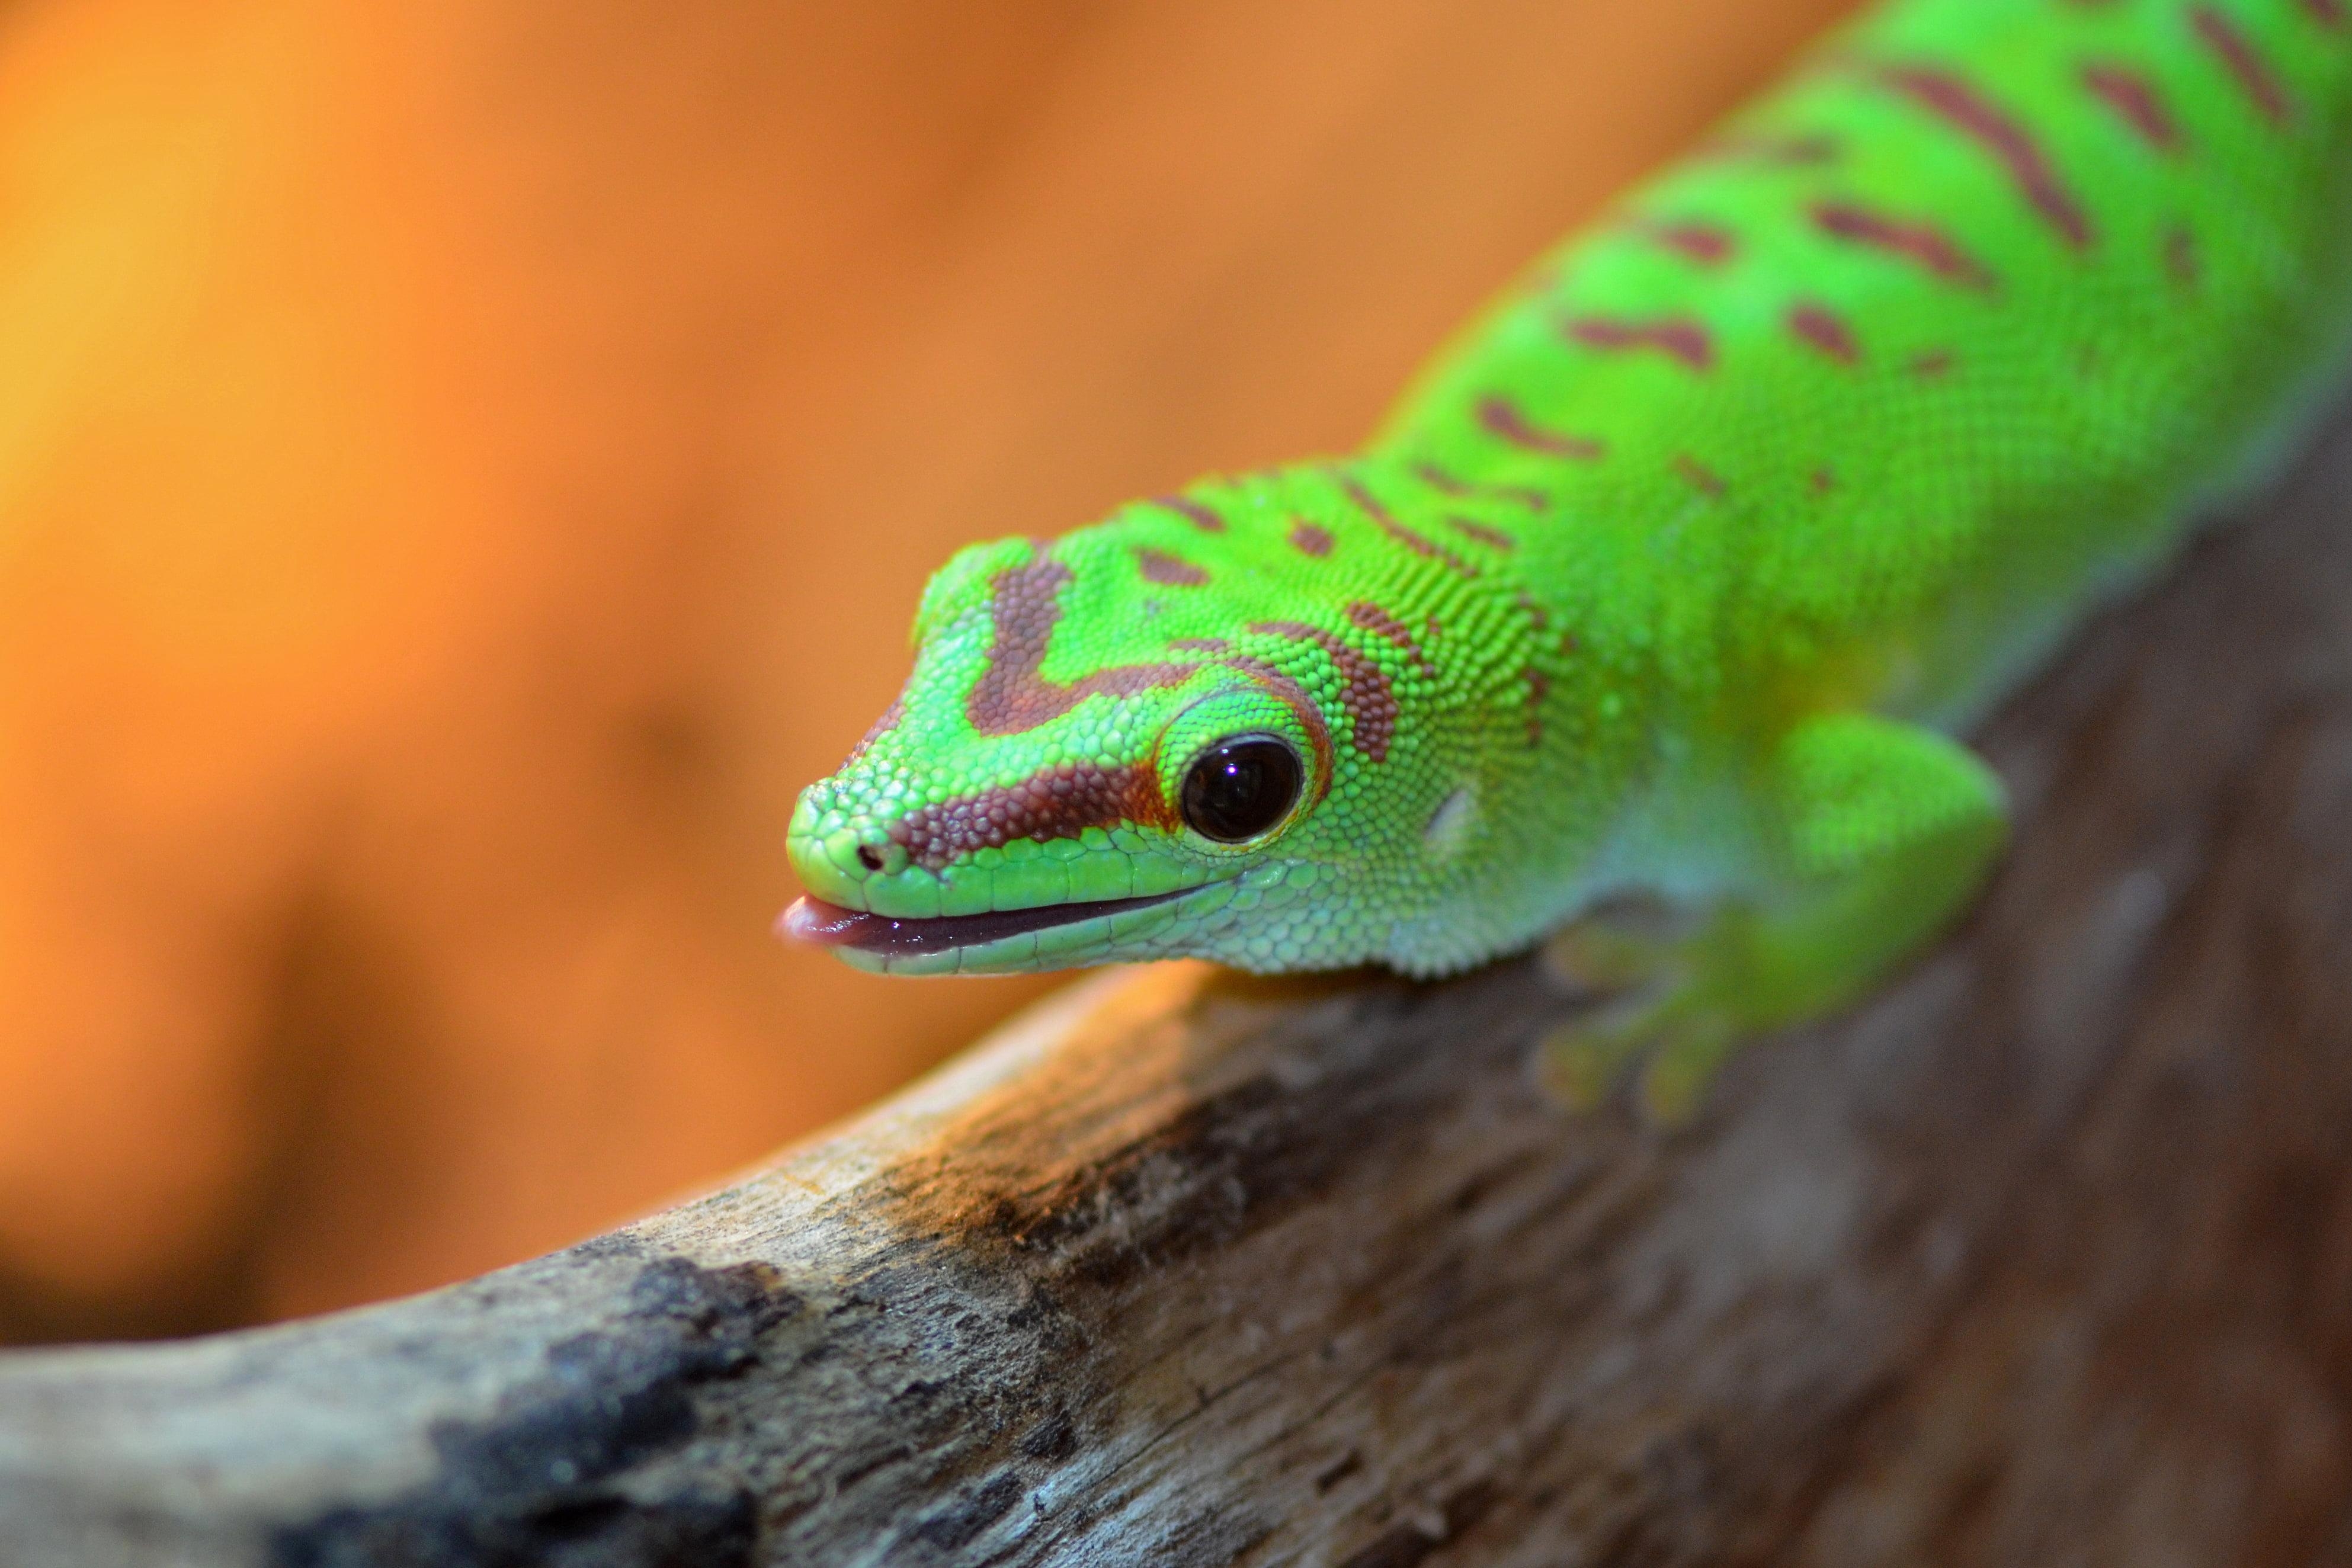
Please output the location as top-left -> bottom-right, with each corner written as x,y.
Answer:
779,885 -> 1198,957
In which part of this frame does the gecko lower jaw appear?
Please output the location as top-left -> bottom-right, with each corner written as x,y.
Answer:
779,881 -> 1209,961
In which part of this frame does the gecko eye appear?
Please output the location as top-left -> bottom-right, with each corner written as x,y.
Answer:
1180,735 -> 1303,844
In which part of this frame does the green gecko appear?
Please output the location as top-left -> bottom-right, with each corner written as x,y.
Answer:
785,0 -> 2352,1116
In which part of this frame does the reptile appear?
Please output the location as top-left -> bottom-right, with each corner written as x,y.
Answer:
783,0 -> 2352,1116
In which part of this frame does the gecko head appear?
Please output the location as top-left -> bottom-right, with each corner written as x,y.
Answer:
781,479 -> 1493,975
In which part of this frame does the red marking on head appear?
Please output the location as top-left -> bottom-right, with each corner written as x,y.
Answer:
1412,462 -> 1550,512
1811,466 -> 1837,495
2190,7 -> 2292,126
1809,202 -> 1998,291
2164,223 -> 2200,289
1700,132 -> 1842,165
1335,472 -> 1479,578
1909,348 -> 1957,379
1787,302 -> 1862,364
1252,621 -> 1396,762
1153,495 -> 1226,532
1134,547 -> 1209,586
966,556 -> 1200,736
843,697 -> 906,769
1287,521 -> 1334,557
1672,454 -> 1727,498
1523,669 -> 1550,748
1562,314 -> 1716,371
2079,62 -> 2185,153
1215,655 -> 1334,800
1635,220 -> 1738,267
2301,0 -> 2345,28
1345,602 -> 1434,674
1560,630 -> 1582,658
1446,516 -> 1517,551
1877,65 -> 2094,249
889,761 -> 1175,870
1514,589 -> 1549,634
1473,397 -> 1606,461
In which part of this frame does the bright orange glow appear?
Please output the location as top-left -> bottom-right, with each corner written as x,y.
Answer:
0,0 -> 1851,1338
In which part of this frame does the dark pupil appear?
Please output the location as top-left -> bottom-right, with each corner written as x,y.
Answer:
1180,737 -> 1302,843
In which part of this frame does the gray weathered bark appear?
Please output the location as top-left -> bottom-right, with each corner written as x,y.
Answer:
2,402 -> 2350,1567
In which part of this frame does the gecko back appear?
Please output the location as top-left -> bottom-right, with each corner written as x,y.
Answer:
786,0 -> 2352,1067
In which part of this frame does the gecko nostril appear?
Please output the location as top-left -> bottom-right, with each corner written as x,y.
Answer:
857,845 -> 885,873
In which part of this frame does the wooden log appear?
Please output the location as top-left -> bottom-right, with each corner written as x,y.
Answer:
2,401 -> 2349,1566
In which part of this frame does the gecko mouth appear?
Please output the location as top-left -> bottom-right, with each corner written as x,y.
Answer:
780,884 -> 1202,957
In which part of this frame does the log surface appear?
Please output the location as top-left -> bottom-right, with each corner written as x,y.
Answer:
3,405 -> 2350,1567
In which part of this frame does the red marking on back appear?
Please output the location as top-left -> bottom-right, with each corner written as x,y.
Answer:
890,762 -> 1174,870
966,556 -> 1199,736
2080,62 -> 2185,152
1286,521 -> 1334,557
1475,396 -> 1606,460
1877,65 -> 2094,249
1153,495 -> 1226,532
2190,7 -> 2293,126
1446,515 -> 1517,551
1672,454 -> 1727,498
2301,0 -> 2345,29
1337,472 -> 1479,577
1169,637 -> 1229,653
1634,219 -> 1738,267
1249,621 -> 1397,763
2164,223 -> 2200,288
1787,302 -> 1863,364
1563,314 -> 1716,371
1514,589 -> 1549,634
1345,601 -> 1434,674
1523,669 -> 1550,748
1909,348 -> 1957,378
1134,547 -> 1208,586
1809,202 -> 1998,291
1811,466 -> 1837,495
1412,461 -> 1550,512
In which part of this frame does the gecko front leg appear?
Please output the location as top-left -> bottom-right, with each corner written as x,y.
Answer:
1542,712 -> 2009,1122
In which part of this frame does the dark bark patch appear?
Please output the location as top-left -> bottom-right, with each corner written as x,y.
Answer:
271,1255 -> 795,1568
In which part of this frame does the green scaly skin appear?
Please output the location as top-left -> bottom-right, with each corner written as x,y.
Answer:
787,0 -> 2352,1114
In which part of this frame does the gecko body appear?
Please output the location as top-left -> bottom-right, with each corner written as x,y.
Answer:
786,0 -> 2352,1111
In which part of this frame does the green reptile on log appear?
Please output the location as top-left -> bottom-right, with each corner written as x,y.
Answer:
786,0 -> 2352,1115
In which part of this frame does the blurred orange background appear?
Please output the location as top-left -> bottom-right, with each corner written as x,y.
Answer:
0,0 -> 1853,1342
